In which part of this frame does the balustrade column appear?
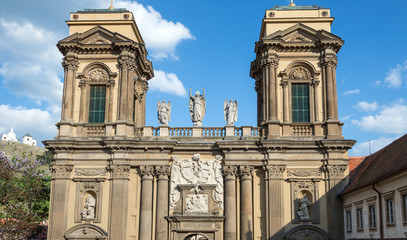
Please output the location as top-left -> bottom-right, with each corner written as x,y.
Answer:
223,165 -> 238,240
155,166 -> 170,240
265,165 -> 286,240
109,165 -> 130,239
240,165 -> 254,240
139,166 -> 154,240
61,57 -> 79,121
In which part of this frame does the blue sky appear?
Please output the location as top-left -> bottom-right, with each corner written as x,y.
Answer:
0,0 -> 406,156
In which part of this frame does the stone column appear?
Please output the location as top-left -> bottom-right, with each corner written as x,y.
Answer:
61,56 -> 79,121
127,66 -> 135,122
262,64 -> 268,121
239,165 -> 254,240
264,165 -> 286,240
282,81 -> 289,122
313,80 -> 321,122
323,58 -> 337,120
139,166 -> 155,240
47,165 -> 73,240
223,165 -> 238,240
109,165 -> 130,239
326,165 -> 347,239
332,65 -> 339,120
118,57 -> 130,121
155,165 -> 170,240
269,59 -> 279,120
107,80 -> 115,123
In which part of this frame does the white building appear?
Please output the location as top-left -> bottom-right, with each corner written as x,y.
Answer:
1,128 -> 37,146
342,134 -> 407,239
22,133 -> 37,146
1,128 -> 19,143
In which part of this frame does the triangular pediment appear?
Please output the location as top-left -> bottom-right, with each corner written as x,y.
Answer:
263,23 -> 343,44
58,25 -> 133,45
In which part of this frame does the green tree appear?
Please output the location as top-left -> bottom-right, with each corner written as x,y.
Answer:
0,151 -> 51,239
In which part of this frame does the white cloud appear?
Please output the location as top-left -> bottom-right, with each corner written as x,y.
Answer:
109,0 -> 195,59
149,70 -> 187,96
352,101 -> 407,134
384,60 -> 407,88
0,105 -> 59,143
343,89 -> 360,96
0,19 -> 63,107
351,136 -> 399,156
356,101 -> 379,112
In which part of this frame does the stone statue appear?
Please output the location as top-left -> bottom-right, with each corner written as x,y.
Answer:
297,193 -> 311,221
81,194 -> 96,219
224,100 -> 238,125
189,89 -> 206,126
157,100 -> 171,125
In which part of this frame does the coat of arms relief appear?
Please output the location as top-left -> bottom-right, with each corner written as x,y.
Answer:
170,154 -> 223,214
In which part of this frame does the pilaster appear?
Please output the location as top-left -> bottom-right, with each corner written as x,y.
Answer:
47,165 -> 73,240
264,165 -> 286,240
109,165 -> 130,239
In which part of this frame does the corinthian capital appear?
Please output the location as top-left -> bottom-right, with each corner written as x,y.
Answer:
239,165 -> 254,180
51,165 -> 73,179
110,165 -> 130,179
223,165 -> 238,180
62,58 -> 79,71
140,165 -> 154,180
155,165 -> 170,180
264,164 -> 286,179
322,58 -> 338,69
118,58 -> 135,70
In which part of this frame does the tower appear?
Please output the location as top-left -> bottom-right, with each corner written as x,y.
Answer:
56,8 -> 153,139
250,5 -> 344,139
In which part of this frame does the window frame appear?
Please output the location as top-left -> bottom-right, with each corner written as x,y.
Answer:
88,85 -> 107,124
397,186 -> 407,225
368,204 -> 377,230
291,83 -> 311,123
356,207 -> 363,231
386,198 -> 395,226
345,206 -> 352,232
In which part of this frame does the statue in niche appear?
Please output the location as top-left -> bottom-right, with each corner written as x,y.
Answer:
224,100 -> 238,126
157,100 -> 171,125
81,194 -> 96,220
189,89 -> 206,126
297,193 -> 311,221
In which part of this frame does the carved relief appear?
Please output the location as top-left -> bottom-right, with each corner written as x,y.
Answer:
185,194 -> 209,213
265,165 -> 286,179
287,169 -> 321,178
75,168 -> 107,177
87,33 -> 111,44
286,34 -> 312,43
289,66 -> 311,80
87,68 -> 108,82
170,154 -> 223,210
51,165 -> 73,178
134,77 -> 149,99
110,165 -> 130,178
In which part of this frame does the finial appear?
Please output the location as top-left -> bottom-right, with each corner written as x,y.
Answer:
289,0 -> 296,6
108,0 -> 114,9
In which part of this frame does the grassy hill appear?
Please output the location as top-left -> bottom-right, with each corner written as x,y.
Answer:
0,140 -> 47,160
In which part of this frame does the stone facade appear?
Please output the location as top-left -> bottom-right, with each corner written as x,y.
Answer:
45,4 -> 355,240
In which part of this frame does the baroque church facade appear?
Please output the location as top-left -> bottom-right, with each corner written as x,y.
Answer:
45,4 -> 355,240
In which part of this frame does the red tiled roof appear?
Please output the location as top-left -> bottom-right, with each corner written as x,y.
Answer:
342,134 -> 407,195
348,156 -> 366,178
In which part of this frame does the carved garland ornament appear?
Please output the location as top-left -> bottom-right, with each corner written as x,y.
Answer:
287,169 -> 322,178
75,168 -> 108,177
170,154 -> 224,210
289,66 -> 312,80
87,68 -> 109,82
